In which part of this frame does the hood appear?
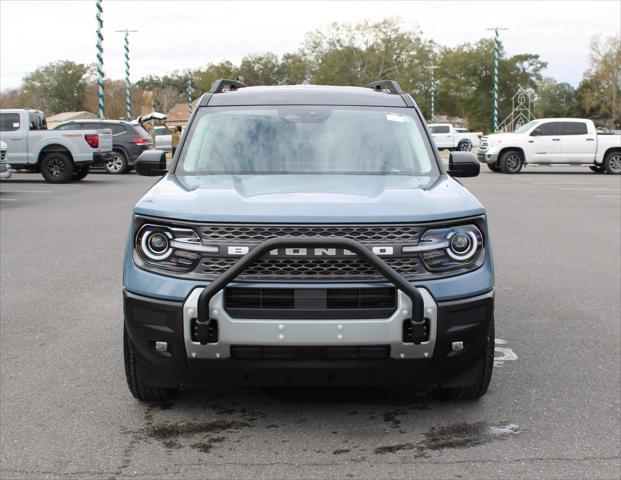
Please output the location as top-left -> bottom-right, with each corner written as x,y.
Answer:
134,174 -> 486,223
485,132 -> 523,142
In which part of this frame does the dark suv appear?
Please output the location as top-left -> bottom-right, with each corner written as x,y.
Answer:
55,120 -> 152,174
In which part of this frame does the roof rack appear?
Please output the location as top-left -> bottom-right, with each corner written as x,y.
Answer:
367,80 -> 403,95
210,78 -> 246,93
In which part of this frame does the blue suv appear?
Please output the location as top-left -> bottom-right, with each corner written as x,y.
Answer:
123,80 -> 495,401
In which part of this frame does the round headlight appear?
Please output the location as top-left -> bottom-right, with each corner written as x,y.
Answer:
446,231 -> 478,261
141,230 -> 172,260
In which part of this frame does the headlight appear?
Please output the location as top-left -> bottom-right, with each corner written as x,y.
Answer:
135,223 -> 215,272
404,224 -> 483,272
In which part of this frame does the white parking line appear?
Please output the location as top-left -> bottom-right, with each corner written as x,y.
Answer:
560,187 -> 620,191
597,194 -> 621,198
0,198 -> 18,202
0,190 -> 52,194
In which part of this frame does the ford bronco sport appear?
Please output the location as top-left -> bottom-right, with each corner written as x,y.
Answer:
123,79 -> 495,401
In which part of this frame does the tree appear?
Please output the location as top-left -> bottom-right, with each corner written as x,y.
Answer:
21,60 -> 93,114
576,35 -> 621,128
536,77 -> 577,117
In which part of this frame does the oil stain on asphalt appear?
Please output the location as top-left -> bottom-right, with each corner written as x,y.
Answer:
374,422 -> 520,456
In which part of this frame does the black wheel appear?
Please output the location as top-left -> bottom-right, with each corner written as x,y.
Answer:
105,150 -> 128,174
589,165 -> 604,173
603,151 -> 621,175
41,152 -> 73,183
439,318 -> 495,400
71,164 -> 90,181
499,150 -> 523,174
124,328 -> 177,402
457,140 -> 472,151
487,163 -> 501,173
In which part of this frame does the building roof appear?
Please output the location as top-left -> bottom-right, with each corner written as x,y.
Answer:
46,111 -> 98,128
205,85 -> 408,107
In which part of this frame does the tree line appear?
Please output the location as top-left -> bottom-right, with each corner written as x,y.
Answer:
1,19 -> 619,131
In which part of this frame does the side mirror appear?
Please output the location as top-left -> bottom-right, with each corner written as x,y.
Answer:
530,128 -> 541,136
136,150 -> 167,176
448,152 -> 480,177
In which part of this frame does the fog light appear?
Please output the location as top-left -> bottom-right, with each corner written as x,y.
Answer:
155,341 -> 168,352
451,341 -> 464,352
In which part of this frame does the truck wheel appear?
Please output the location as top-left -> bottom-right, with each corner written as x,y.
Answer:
439,319 -> 495,400
71,165 -> 90,181
458,140 -> 472,151
603,152 -> 621,175
499,150 -> 523,174
124,328 -> 177,402
105,150 -> 128,174
41,153 -> 73,183
487,163 -> 501,173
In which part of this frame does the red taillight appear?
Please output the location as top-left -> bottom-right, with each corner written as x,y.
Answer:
133,137 -> 149,145
84,134 -> 99,148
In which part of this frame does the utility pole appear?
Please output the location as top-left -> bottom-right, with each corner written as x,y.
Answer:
187,70 -> 193,115
425,65 -> 439,122
95,0 -> 105,118
115,29 -> 138,120
486,27 -> 508,132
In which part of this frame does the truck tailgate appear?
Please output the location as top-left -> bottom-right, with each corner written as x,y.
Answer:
97,129 -> 113,152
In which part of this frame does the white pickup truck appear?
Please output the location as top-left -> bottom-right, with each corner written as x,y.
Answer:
428,123 -> 481,151
0,109 -> 114,182
478,118 -> 621,174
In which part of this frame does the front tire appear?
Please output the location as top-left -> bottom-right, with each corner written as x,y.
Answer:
499,150 -> 523,174
71,164 -> 90,181
105,150 -> 128,174
124,328 -> 177,402
487,163 -> 501,173
439,319 -> 495,400
41,152 -> 73,183
603,152 -> 621,175
458,140 -> 472,151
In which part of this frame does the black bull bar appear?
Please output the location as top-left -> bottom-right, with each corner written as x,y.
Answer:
196,237 -> 425,340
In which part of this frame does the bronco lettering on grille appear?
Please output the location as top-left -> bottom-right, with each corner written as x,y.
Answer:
225,246 -> 395,257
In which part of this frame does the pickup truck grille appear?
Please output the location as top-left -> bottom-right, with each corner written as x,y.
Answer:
0,150 -> 6,163
478,136 -> 489,152
196,223 -> 425,281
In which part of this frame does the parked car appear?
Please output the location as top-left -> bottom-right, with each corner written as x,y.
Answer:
428,123 -> 481,151
0,140 -> 12,179
478,118 -> 621,174
151,126 -> 172,153
123,79 -> 494,402
55,120 -> 152,174
0,109 -> 113,183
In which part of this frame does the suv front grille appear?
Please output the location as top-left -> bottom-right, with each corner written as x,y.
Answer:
199,224 -> 421,243
200,256 -> 422,281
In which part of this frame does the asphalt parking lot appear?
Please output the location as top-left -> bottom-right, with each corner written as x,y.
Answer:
1,166 -> 620,480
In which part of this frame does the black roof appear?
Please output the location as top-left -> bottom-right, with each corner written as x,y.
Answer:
205,85 -> 409,107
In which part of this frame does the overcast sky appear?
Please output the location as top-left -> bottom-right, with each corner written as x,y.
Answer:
1,0 -> 619,91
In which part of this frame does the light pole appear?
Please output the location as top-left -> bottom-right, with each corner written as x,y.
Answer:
187,70 -> 193,115
425,65 -> 439,122
115,29 -> 138,120
95,0 -> 105,118
486,27 -> 508,132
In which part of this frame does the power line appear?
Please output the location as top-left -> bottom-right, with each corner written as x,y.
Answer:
115,29 -> 138,121
486,27 -> 508,132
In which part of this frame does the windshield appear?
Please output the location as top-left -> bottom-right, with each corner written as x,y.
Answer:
175,106 -> 438,176
514,120 -> 538,134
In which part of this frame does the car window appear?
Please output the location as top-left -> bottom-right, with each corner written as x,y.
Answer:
56,123 -> 76,130
110,124 -> 126,135
176,106 -> 438,176
560,122 -> 588,135
0,113 -> 20,131
130,125 -> 150,138
430,125 -> 450,134
536,122 -> 560,136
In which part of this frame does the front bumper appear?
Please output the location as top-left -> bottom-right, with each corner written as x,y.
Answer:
0,163 -> 13,179
477,150 -> 499,164
92,151 -> 115,165
123,287 -> 494,387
